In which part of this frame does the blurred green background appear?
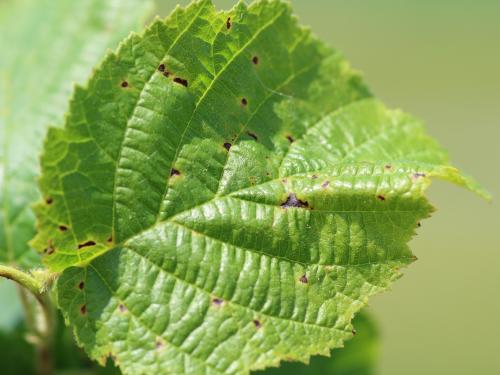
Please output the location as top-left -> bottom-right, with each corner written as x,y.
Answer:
155,1 -> 500,374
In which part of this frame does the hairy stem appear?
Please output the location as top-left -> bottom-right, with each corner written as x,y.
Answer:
0,264 -> 42,295
0,264 -> 55,375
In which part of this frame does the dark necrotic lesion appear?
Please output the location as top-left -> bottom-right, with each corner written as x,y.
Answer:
281,193 -> 308,209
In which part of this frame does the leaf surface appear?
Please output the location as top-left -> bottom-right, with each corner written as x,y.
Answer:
31,0 -> 486,374
257,311 -> 378,375
0,0 -> 153,268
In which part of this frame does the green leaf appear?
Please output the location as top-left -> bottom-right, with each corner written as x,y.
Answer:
31,0 -> 487,374
256,311 -> 378,375
0,280 -> 23,333
0,0 -> 153,268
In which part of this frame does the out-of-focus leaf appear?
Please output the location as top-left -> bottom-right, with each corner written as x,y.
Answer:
0,280 -> 22,332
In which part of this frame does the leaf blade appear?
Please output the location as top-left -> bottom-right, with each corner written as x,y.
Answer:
31,0 -> 485,374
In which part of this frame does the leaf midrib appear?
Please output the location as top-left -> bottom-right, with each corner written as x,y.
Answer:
110,1 -> 211,242
155,6 -> 288,221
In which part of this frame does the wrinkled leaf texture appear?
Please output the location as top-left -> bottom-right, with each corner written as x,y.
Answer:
31,0 -> 487,374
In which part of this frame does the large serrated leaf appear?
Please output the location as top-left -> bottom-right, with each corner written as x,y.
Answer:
0,0 -> 153,269
31,0 -> 487,374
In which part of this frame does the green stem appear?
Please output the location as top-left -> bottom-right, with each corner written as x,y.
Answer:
0,264 -> 54,375
0,264 -> 42,295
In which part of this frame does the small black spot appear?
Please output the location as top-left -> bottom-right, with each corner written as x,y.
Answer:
252,56 -> 259,65
223,142 -> 232,151
158,63 -> 165,72
45,197 -> 53,205
241,98 -> 248,106
385,164 -> 392,170
44,245 -> 55,255
322,181 -> 330,189
174,77 -> 188,87
413,172 -> 426,179
253,319 -> 262,329
107,236 -> 113,243
78,281 -> 85,290
286,135 -> 295,143
299,274 -> 308,284
80,305 -> 87,315
377,195 -> 386,201
417,222 -> 422,227
411,255 -> 419,261
163,71 -> 171,78
281,193 -> 309,209
121,81 -> 129,88
155,340 -> 164,350
311,174 -> 318,180
247,131 -> 258,141
226,17 -> 232,29
170,168 -> 181,176
212,298 -> 223,306
78,240 -> 96,250
119,304 -> 127,313
59,225 -> 68,232
352,329 -> 357,335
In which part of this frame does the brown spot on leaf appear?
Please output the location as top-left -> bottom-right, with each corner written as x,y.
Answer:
377,195 -> 386,201
58,225 -> 68,232
158,63 -> 165,72
417,222 -> 422,227
163,71 -> 171,78
311,174 -> 318,180
173,77 -> 188,87
322,181 -> 330,189
121,81 -> 129,88
253,319 -> 262,329
223,142 -> 232,151
78,281 -> 85,290
170,168 -> 181,177
412,255 -> 419,261
44,244 -> 55,255
413,172 -> 426,180
212,298 -> 223,306
80,305 -> 87,315
281,193 -> 309,209
226,17 -> 232,29
385,164 -> 392,170
352,329 -> 357,335
119,304 -> 127,313
155,339 -> 164,350
45,197 -> 53,205
247,131 -> 258,141
299,274 -> 308,284
107,236 -> 113,243
241,98 -> 248,106
286,135 -> 295,143
78,240 -> 96,250
252,56 -> 259,65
